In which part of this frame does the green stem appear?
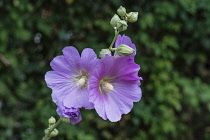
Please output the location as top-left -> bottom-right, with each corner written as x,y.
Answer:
42,118 -> 62,140
109,30 -> 119,51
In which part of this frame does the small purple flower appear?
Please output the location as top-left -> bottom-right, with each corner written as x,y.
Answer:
115,35 -> 136,58
57,105 -> 82,125
89,56 -> 142,122
45,46 -> 98,109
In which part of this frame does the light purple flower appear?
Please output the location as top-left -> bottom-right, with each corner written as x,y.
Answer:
115,35 -> 136,58
89,56 -> 142,122
45,46 -> 98,109
57,105 -> 82,125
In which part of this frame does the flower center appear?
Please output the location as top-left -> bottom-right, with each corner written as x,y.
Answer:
75,71 -> 89,88
78,76 -> 86,86
99,77 -> 114,94
103,82 -> 114,91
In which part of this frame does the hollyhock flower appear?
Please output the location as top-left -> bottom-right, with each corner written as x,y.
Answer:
45,46 -> 98,109
89,56 -> 142,122
115,35 -> 136,58
57,105 -> 82,125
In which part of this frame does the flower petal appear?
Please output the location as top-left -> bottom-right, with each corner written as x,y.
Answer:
70,113 -> 82,125
62,46 -> 80,61
45,71 -> 76,105
50,55 -> 76,76
62,46 -> 81,73
63,88 -> 94,109
104,95 -> 122,122
112,81 -> 142,102
81,48 -> 98,72
45,71 -> 75,92
89,88 -> 108,120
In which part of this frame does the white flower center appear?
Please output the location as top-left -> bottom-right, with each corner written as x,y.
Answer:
103,82 -> 114,91
77,76 -> 86,86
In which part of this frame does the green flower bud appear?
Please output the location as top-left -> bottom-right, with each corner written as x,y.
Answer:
61,117 -> 70,123
48,116 -> 56,125
99,49 -> 111,58
44,128 -> 50,134
49,129 -> 59,137
128,12 -> 138,23
116,44 -> 134,56
117,6 -> 126,17
116,20 -> 128,32
110,14 -> 121,28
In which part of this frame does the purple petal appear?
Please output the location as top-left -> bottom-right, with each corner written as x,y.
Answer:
112,81 -> 142,102
62,46 -> 80,61
104,95 -> 122,122
56,106 -> 82,125
96,56 -> 140,81
114,56 -> 140,81
81,48 -> 98,72
50,55 -> 75,76
45,71 -> 72,89
45,71 -> 76,105
63,88 -> 94,109
70,113 -> 82,125
62,46 -> 81,72
115,35 -> 122,48
89,88 -> 108,120
97,56 -> 116,78
56,106 -> 64,117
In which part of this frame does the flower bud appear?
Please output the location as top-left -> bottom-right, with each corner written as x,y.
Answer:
99,49 -> 111,58
49,129 -> 59,137
44,128 -> 50,134
48,116 -> 56,125
116,44 -> 134,56
127,12 -> 138,23
117,6 -> 126,17
116,20 -> 128,32
110,14 -> 121,28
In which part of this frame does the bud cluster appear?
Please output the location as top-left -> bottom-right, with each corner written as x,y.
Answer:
43,116 -> 59,139
110,6 -> 138,32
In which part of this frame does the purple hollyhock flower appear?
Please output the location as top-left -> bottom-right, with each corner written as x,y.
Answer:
45,46 -> 98,109
115,35 -> 136,58
57,105 -> 82,125
89,56 -> 142,122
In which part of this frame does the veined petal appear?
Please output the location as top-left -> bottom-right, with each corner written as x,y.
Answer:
50,55 -> 76,76
97,56 -> 116,78
62,46 -> 80,61
63,88 -> 94,109
104,95 -> 122,122
112,81 -> 142,102
81,48 -> 98,72
45,71 -> 74,89
89,88 -> 108,120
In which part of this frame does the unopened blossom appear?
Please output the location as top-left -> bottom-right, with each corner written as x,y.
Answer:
45,46 -> 98,109
89,56 -> 142,122
56,104 -> 82,125
115,35 -> 136,58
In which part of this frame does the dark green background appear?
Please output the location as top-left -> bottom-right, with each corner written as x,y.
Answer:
0,0 -> 210,139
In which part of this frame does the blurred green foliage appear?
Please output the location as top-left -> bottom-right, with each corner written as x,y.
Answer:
0,0 -> 210,140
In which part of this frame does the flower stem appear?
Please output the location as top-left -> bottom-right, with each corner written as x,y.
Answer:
109,30 -> 119,51
42,117 -> 62,140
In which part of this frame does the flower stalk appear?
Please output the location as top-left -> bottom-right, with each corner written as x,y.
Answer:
109,30 -> 119,51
